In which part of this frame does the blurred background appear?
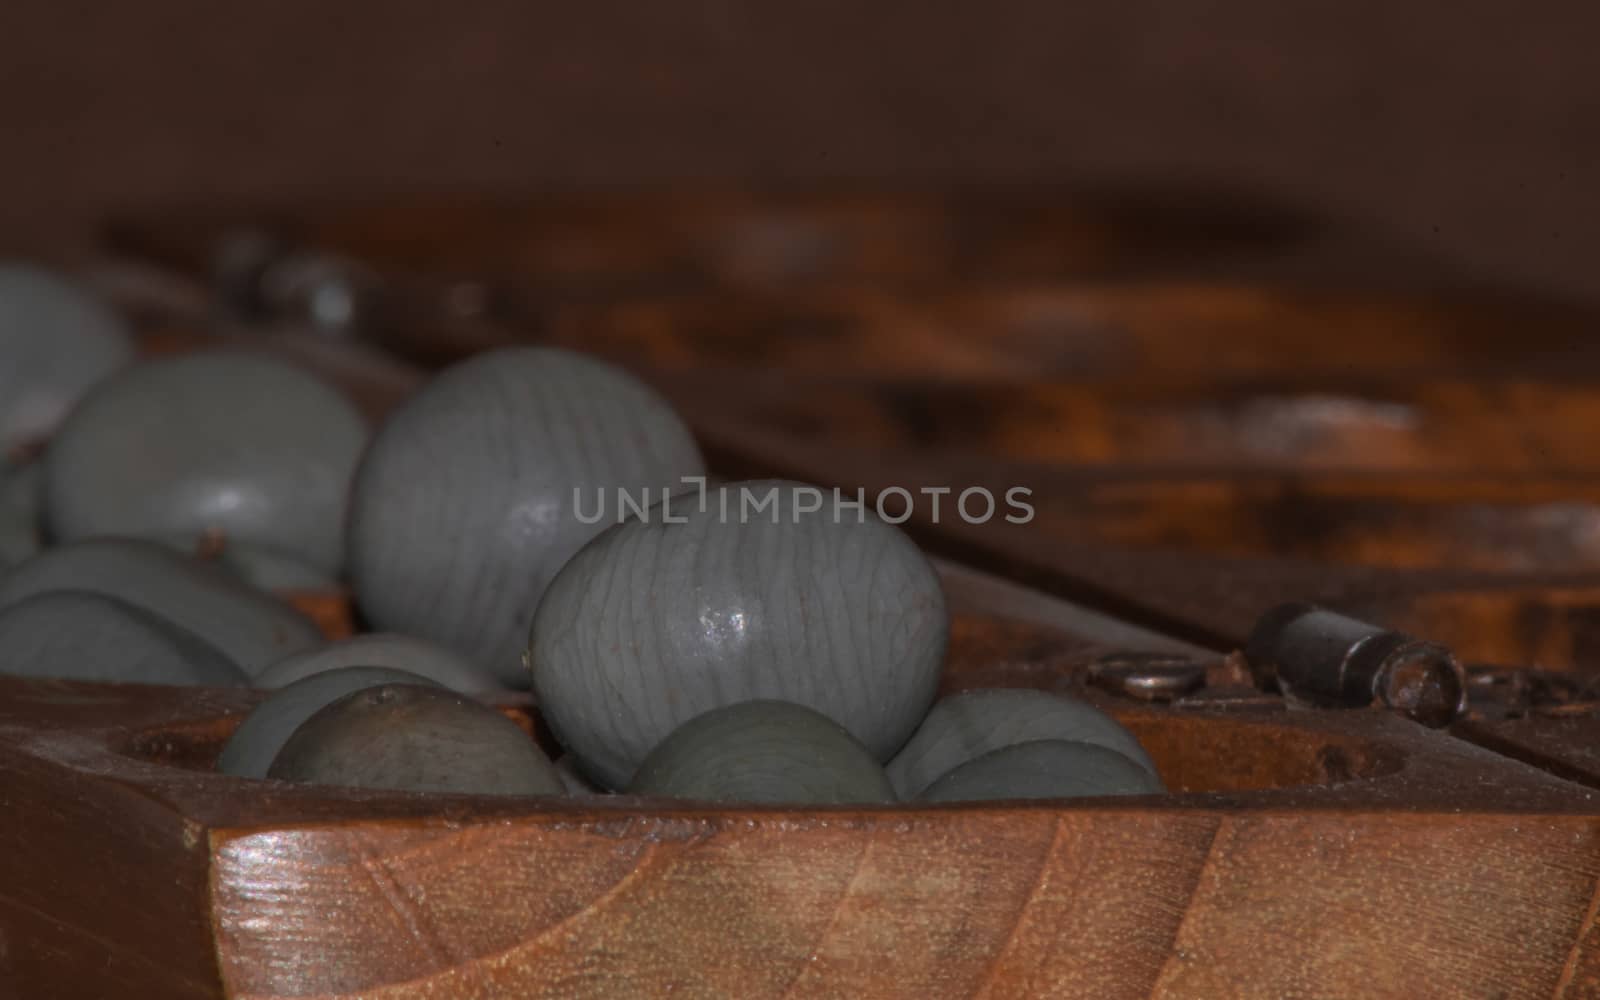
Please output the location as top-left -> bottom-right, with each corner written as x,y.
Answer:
1,0 -> 1594,304
7,0 -> 1600,678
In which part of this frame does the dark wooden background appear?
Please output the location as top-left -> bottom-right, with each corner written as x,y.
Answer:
1,1 -> 1595,303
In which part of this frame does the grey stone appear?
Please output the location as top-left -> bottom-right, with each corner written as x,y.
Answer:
0,264 -> 134,456
921,739 -> 1165,803
43,352 -> 368,575
0,590 -> 246,687
532,480 -> 947,789
347,347 -> 703,687
886,688 -> 1159,799
252,632 -> 507,697
268,683 -> 565,797
0,538 -> 323,675
218,666 -> 442,779
629,700 -> 896,805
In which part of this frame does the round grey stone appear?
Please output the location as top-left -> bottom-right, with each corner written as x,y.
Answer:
532,480 -> 947,790
886,689 -> 1159,799
921,740 -> 1165,803
252,632 -> 507,697
218,666 -> 442,779
0,460 -> 41,570
0,590 -> 247,687
628,700 -> 896,805
0,538 -> 323,675
0,264 -> 134,456
267,683 -> 564,797
347,347 -> 703,687
43,352 -> 368,575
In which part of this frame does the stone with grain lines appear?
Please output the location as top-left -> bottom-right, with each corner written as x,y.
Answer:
532,480 -> 947,789
347,347 -> 704,688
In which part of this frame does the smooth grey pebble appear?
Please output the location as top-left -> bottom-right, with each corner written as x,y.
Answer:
43,352 -> 368,575
217,666 -> 442,778
0,590 -> 247,687
920,739 -> 1165,803
267,683 -> 564,797
0,264 -> 134,455
251,632 -> 508,697
0,537 -> 323,675
886,688 -> 1159,799
628,700 -> 897,805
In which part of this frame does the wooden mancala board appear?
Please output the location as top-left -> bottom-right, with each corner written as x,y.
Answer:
2,188 -> 1599,1000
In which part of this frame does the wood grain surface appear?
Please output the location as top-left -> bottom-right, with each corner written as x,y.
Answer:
4,603 -> 1599,1000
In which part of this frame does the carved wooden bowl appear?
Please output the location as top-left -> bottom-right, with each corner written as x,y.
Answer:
4,598 -> 1595,1000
